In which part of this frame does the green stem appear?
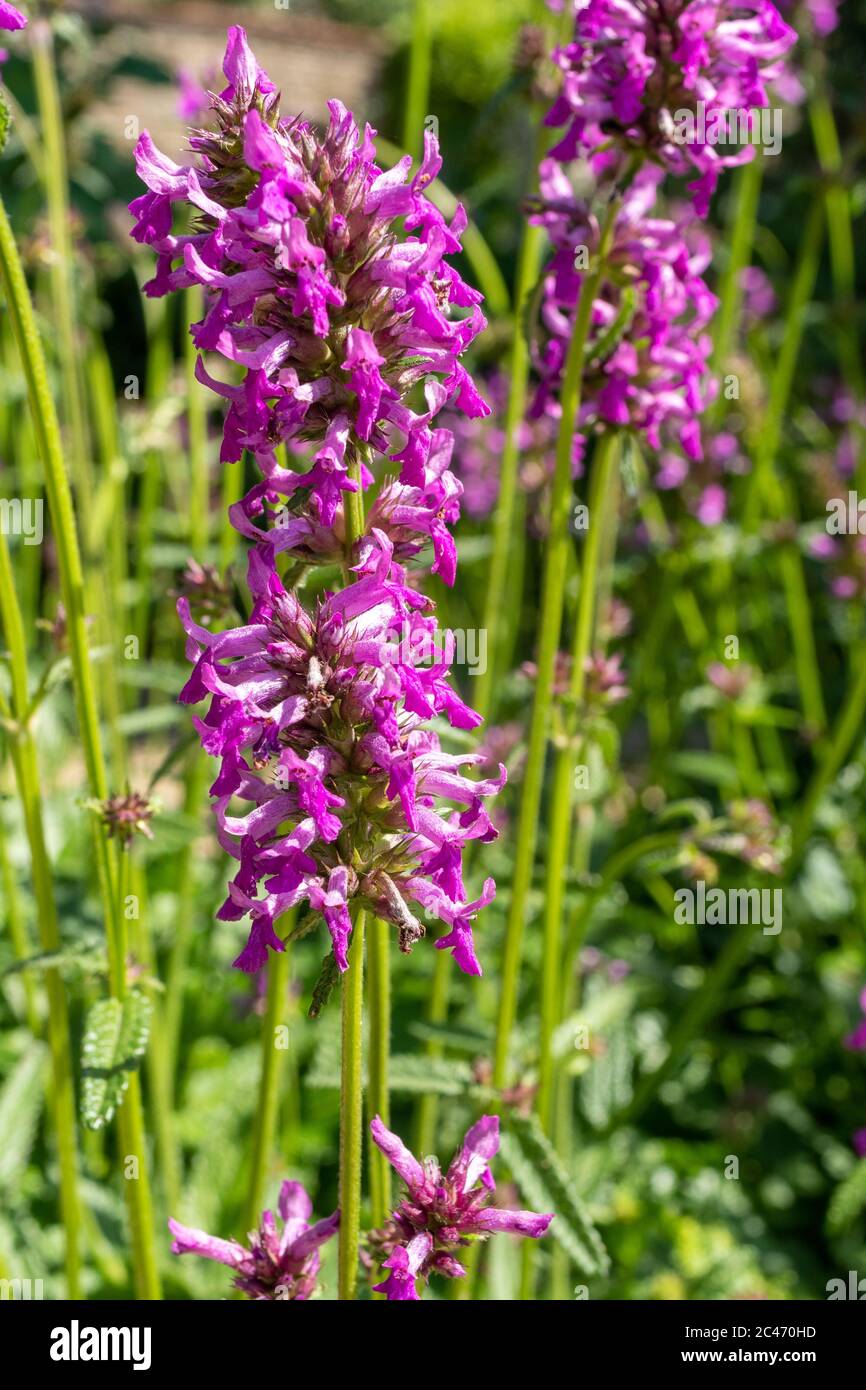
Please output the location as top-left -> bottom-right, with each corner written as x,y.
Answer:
185,286 -> 210,556
132,861 -> 182,1218
0,531 -> 83,1298
792,645 -> 866,862
30,21 -> 92,505
743,198 -> 826,734
403,0 -> 432,159
492,203 -> 617,1088
744,197 -> 824,529
709,153 -> 763,428
118,1070 -> 161,1299
808,92 -> 863,408
338,908 -> 366,1301
366,918 -> 391,1233
413,941 -> 450,1156
164,754 -> 208,1078
134,300 -> 172,643
474,202 -> 546,722
343,448 -> 366,558
245,930 -> 293,1231
538,431 -> 620,1131
0,193 -> 160,1299
0,803 -> 40,1034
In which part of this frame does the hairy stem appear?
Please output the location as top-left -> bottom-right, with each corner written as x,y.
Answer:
338,908 -> 366,1300
366,917 -> 391,1233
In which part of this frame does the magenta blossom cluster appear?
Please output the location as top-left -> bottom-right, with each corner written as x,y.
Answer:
134,30 -> 503,980
0,2 -> 25,31
529,1 -> 797,473
368,1115 -> 553,1299
131,25 -> 488,536
169,1180 -> 339,1300
179,534 -> 502,976
545,0 -> 796,216
531,164 -> 717,461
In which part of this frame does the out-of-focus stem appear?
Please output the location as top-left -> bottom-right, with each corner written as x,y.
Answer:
30,21 -> 92,504
0,193 -> 160,1300
709,153 -> 764,428
413,941 -> 450,1156
493,204 -> 617,1088
474,162 -> 547,720
0,809 -> 40,1033
245,929 -> 293,1232
185,287 -> 210,557
537,431 -> 620,1132
163,754 -> 208,1077
403,0 -> 432,159
743,198 -> 826,734
0,531 -> 83,1298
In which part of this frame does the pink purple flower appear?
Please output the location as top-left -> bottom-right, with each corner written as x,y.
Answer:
0,2 -> 25,31
132,27 -> 502,984
368,1114 -> 553,1299
169,1180 -> 338,1299
131,26 -> 488,543
544,0 -> 796,216
529,165 -> 718,460
179,535 -> 503,977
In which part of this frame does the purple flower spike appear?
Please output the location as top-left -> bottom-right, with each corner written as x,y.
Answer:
131,25 -> 488,543
169,1180 -> 338,1300
368,1115 -> 553,1300
177,539 -> 503,978
134,28 -> 502,984
0,2 -> 26,31
545,0 -> 796,216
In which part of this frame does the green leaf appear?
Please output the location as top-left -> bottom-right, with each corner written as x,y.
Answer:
388,1054 -> 474,1095
80,992 -> 152,1130
827,1160 -> 866,1235
1,941 -> 106,980
0,91 -> 10,157
501,1114 -> 610,1279
580,1024 -> 634,1128
308,952 -> 340,1020
0,1044 -> 47,1189
408,1019 -> 493,1053
667,751 -> 740,790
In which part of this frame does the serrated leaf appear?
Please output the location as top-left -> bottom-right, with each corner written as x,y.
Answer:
501,1114 -> 610,1279
553,984 -> 636,1061
308,952 -> 340,1019
388,1054 -> 474,1096
80,992 -> 152,1130
408,1020 -> 493,1053
0,90 -> 10,157
827,1160 -> 866,1235
1,942 -> 106,980
580,1024 -> 634,1128
0,1044 -> 47,1188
